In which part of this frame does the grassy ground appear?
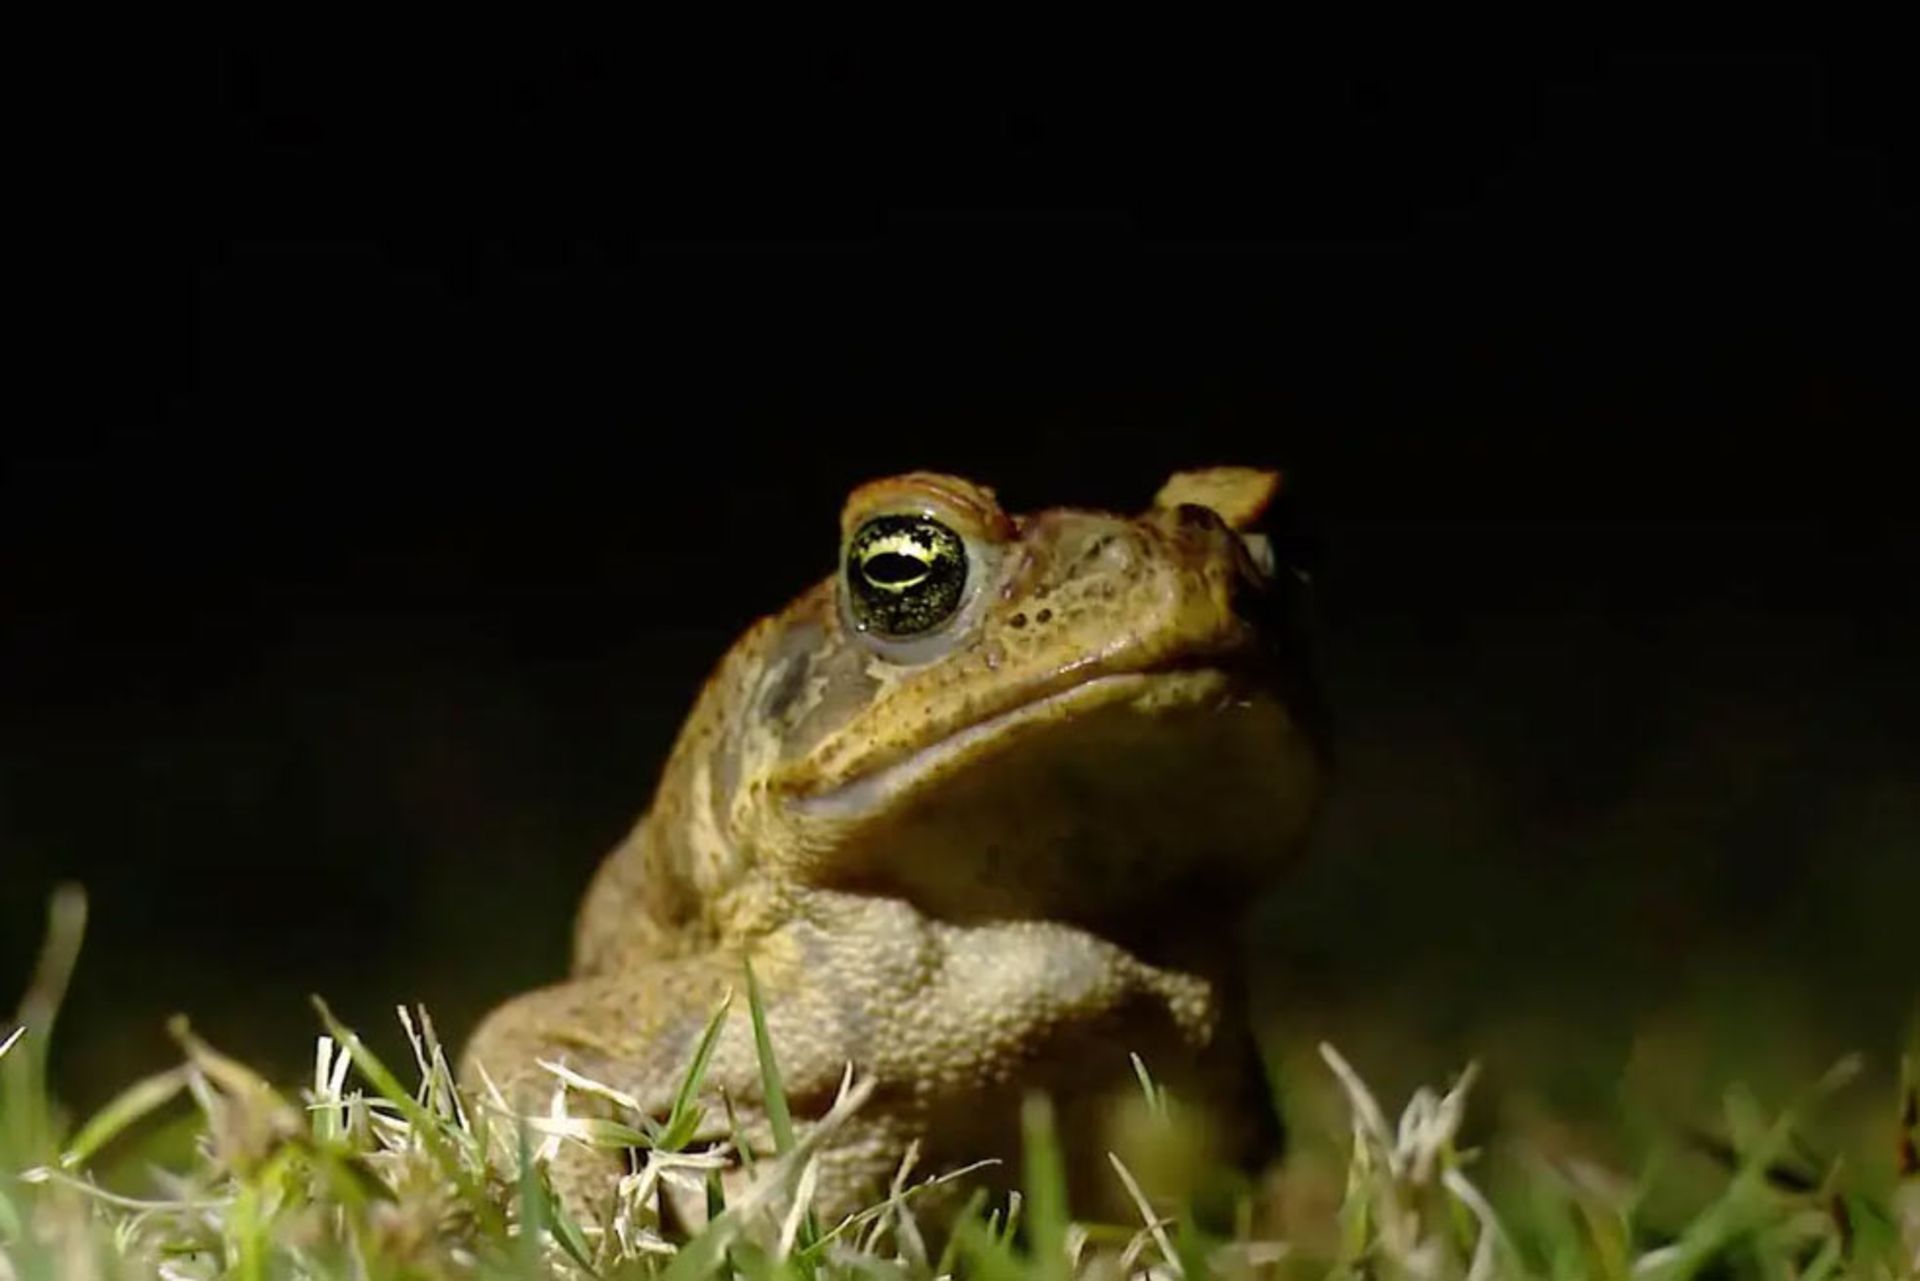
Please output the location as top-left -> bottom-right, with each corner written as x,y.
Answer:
3,888 -> 1916,1280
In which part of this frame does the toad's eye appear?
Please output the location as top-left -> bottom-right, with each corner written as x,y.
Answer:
844,514 -> 968,637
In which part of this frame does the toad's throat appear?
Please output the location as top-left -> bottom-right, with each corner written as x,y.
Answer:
784,664 -> 1246,822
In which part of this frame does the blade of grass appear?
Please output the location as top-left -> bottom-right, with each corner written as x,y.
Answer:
516,1119 -> 551,1277
744,956 -> 820,1272
2,886 -> 88,1168
9,886 -> 87,1036
950,1198 -> 1031,1281
1130,1052 -> 1165,1120
514,1113 -> 656,1149
1021,1093 -> 1070,1281
1108,1151 -> 1180,1275
934,1186 -> 992,1278
743,960 -> 793,1156
659,990 -> 733,1152
0,1184 -> 19,1247
1633,1061 -> 1859,1281
58,1065 -> 190,1170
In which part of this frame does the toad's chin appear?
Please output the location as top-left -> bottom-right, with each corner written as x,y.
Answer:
778,665 -> 1324,929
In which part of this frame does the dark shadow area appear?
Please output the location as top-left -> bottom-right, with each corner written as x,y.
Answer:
4,45 -> 1914,1143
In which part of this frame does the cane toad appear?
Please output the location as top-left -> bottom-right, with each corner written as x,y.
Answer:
461,467 -> 1328,1222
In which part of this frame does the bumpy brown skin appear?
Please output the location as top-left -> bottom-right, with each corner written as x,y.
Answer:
461,468 -> 1327,1223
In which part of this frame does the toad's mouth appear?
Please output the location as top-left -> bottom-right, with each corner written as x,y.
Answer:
785,663 -> 1253,823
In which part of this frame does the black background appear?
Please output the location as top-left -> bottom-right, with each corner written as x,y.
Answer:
4,42 -> 1915,1114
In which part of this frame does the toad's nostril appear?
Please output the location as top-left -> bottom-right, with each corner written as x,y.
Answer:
1173,502 -> 1224,532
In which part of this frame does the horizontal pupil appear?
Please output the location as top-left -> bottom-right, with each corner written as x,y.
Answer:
863,551 -> 930,586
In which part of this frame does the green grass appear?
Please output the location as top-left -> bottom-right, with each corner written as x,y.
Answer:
3,888 -> 1916,1280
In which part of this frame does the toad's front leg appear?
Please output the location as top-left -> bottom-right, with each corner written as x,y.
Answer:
459,923 -> 927,1222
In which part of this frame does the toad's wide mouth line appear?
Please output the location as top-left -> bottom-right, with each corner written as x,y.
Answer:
785,664 -> 1243,820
